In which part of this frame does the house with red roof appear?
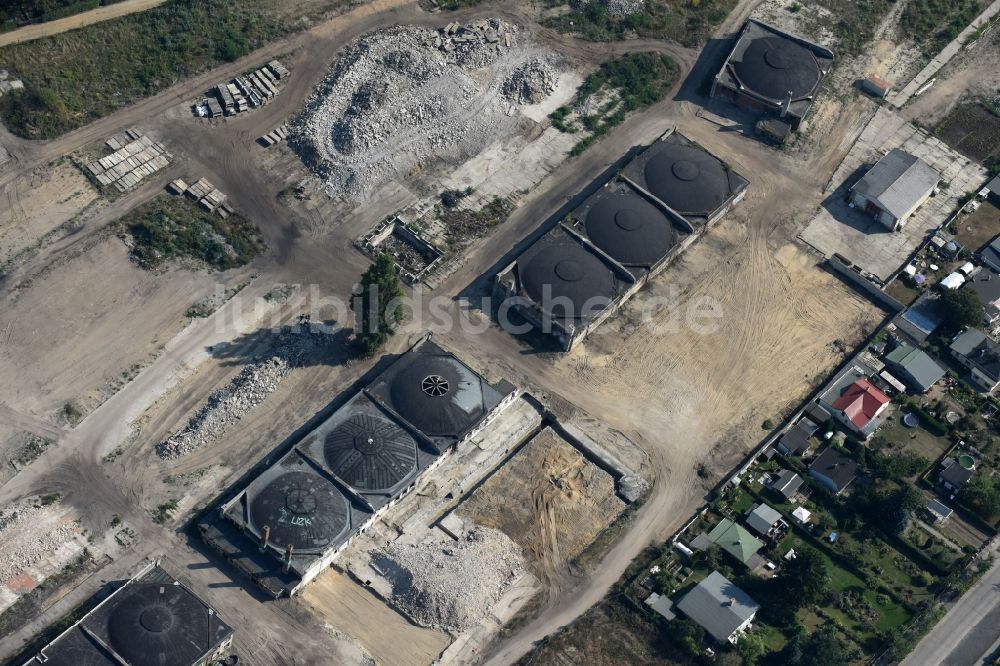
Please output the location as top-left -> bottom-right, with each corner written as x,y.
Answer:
818,367 -> 890,440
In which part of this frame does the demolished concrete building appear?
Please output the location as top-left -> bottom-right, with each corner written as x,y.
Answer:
199,335 -> 516,597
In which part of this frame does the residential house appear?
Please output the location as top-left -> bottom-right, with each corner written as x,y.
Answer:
950,329 -> 1000,392
769,469 -> 804,502
821,375 -> 890,440
675,571 -> 760,644
938,458 -> 973,494
695,518 -> 764,566
883,342 -> 946,393
809,447 -> 860,495
745,503 -> 787,538
925,499 -> 953,523
893,296 -> 944,345
979,235 -> 1000,274
966,268 -> 1000,324
777,417 -> 818,456
850,149 -> 940,231
985,175 -> 1000,205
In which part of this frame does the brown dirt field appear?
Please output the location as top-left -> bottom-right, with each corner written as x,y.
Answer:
456,428 -> 626,584
935,102 -> 1000,163
0,0 -> 168,48
0,235 -> 252,421
0,160 -> 97,266
302,569 -> 451,666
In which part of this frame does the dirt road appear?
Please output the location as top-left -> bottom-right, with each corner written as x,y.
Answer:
0,0 -> 167,48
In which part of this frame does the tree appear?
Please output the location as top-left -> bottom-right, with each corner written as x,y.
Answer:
800,625 -> 848,666
961,473 -> 1000,520
879,485 -> 924,535
939,287 -> 984,333
351,254 -> 404,356
774,548 -> 828,608
736,631 -> 767,665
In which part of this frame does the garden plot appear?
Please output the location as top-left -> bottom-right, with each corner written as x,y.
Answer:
935,102 -> 1000,165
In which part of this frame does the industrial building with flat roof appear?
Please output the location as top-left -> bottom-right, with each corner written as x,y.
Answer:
712,19 -> 834,142
200,336 -> 516,597
494,130 -> 748,350
24,563 -> 233,666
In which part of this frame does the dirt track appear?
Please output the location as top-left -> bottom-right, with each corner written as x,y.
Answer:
0,0 -> 167,48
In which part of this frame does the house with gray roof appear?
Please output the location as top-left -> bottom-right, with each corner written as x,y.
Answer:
893,294 -> 943,343
745,503 -> 787,538
978,235 -> 1000,274
676,571 -> 760,644
769,469 -> 804,501
809,447 -> 860,495
950,328 -> 1000,392
883,341 -> 945,393
777,416 -> 818,456
850,149 -> 939,231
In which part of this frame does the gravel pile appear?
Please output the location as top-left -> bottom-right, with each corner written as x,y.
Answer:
570,0 -> 646,16
502,59 -> 557,105
291,20 -> 558,201
372,527 -> 525,632
0,501 -> 76,582
156,328 -> 323,459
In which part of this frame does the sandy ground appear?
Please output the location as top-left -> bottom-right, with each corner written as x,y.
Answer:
456,428 -> 625,586
302,570 -> 451,666
0,160 -> 97,266
0,0 -> 168,48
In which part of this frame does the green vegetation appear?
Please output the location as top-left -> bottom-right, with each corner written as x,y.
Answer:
900,0 -> 983,54
117,196 -> 265,270
12,433 -> 52,466
0,0 -> 126,32
351,254 -> 404,357
938,286 -> 985,335
0,0 -> 337,138
152,499 -> 178,524
549,52 -> 679,156
35,492 -> 62,507
437,196 -> 514,248
542,0 -> 738,48
960,472 -> 1000,524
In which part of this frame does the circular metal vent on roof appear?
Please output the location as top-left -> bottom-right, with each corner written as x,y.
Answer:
421,374 -> 450,396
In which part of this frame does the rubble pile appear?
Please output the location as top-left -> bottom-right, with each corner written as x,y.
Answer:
156,328 -> 323,459
570,0 -> 646,16
291,20 -> 558,200
372,527 -> 525,632
381,233 -> 431,273
502,59 -> 557,105
0,501 -> 76,582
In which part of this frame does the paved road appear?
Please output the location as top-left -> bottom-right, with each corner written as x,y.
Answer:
903,544 -> 1000,666
0,0 -> 167,48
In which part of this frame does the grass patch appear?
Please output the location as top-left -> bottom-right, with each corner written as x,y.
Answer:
437,196 -> 514,250
151,499 -> 178,524
549,52 -> 678,156
116,195 -> 265,270
0,1 -> 127,32
900,0 -> 984,55
541,0 -> 738,48
0,0 -> 347,138
12,433 -> 52,466
35,492 -> 62,507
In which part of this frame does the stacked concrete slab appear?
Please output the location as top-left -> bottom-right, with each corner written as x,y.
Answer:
85,129 -> 171,193
210,59 -> 290,117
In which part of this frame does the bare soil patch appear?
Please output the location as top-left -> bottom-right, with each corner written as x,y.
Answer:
456,428 -> 626,582
935,102 -> 1000,164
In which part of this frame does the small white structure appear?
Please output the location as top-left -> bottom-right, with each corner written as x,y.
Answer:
940,272 -> 966,290
792,506 -> 812,524
959,262 -> 976,276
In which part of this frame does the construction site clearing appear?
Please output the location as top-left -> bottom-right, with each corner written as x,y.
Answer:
194,59 -> 290,119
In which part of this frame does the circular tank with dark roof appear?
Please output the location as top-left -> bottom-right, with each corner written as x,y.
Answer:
584,191 -> 676,265
106,583 -> 211,666
520,241 -> 615,321
733,35 -> 821,102
387,354 -> 486,436
324,413 -> 419,492
643,143 -> 731,215
248,469 -> 350,552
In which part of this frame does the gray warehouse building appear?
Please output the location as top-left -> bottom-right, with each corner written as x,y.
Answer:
495,130 -> 747,351
200,336 -> 516,597
712,19 -> 834,141
24,563 -> 233,666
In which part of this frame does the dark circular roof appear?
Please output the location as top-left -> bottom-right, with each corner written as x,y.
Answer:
733,36 -> 821,102
388,355 -> 486,436
107,584 -> 209,666
643,144 -> 731,215
248,470 -> 350,551
520,242 -> 615,318
584,192 -> 676,265
324,414 -> 418,492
